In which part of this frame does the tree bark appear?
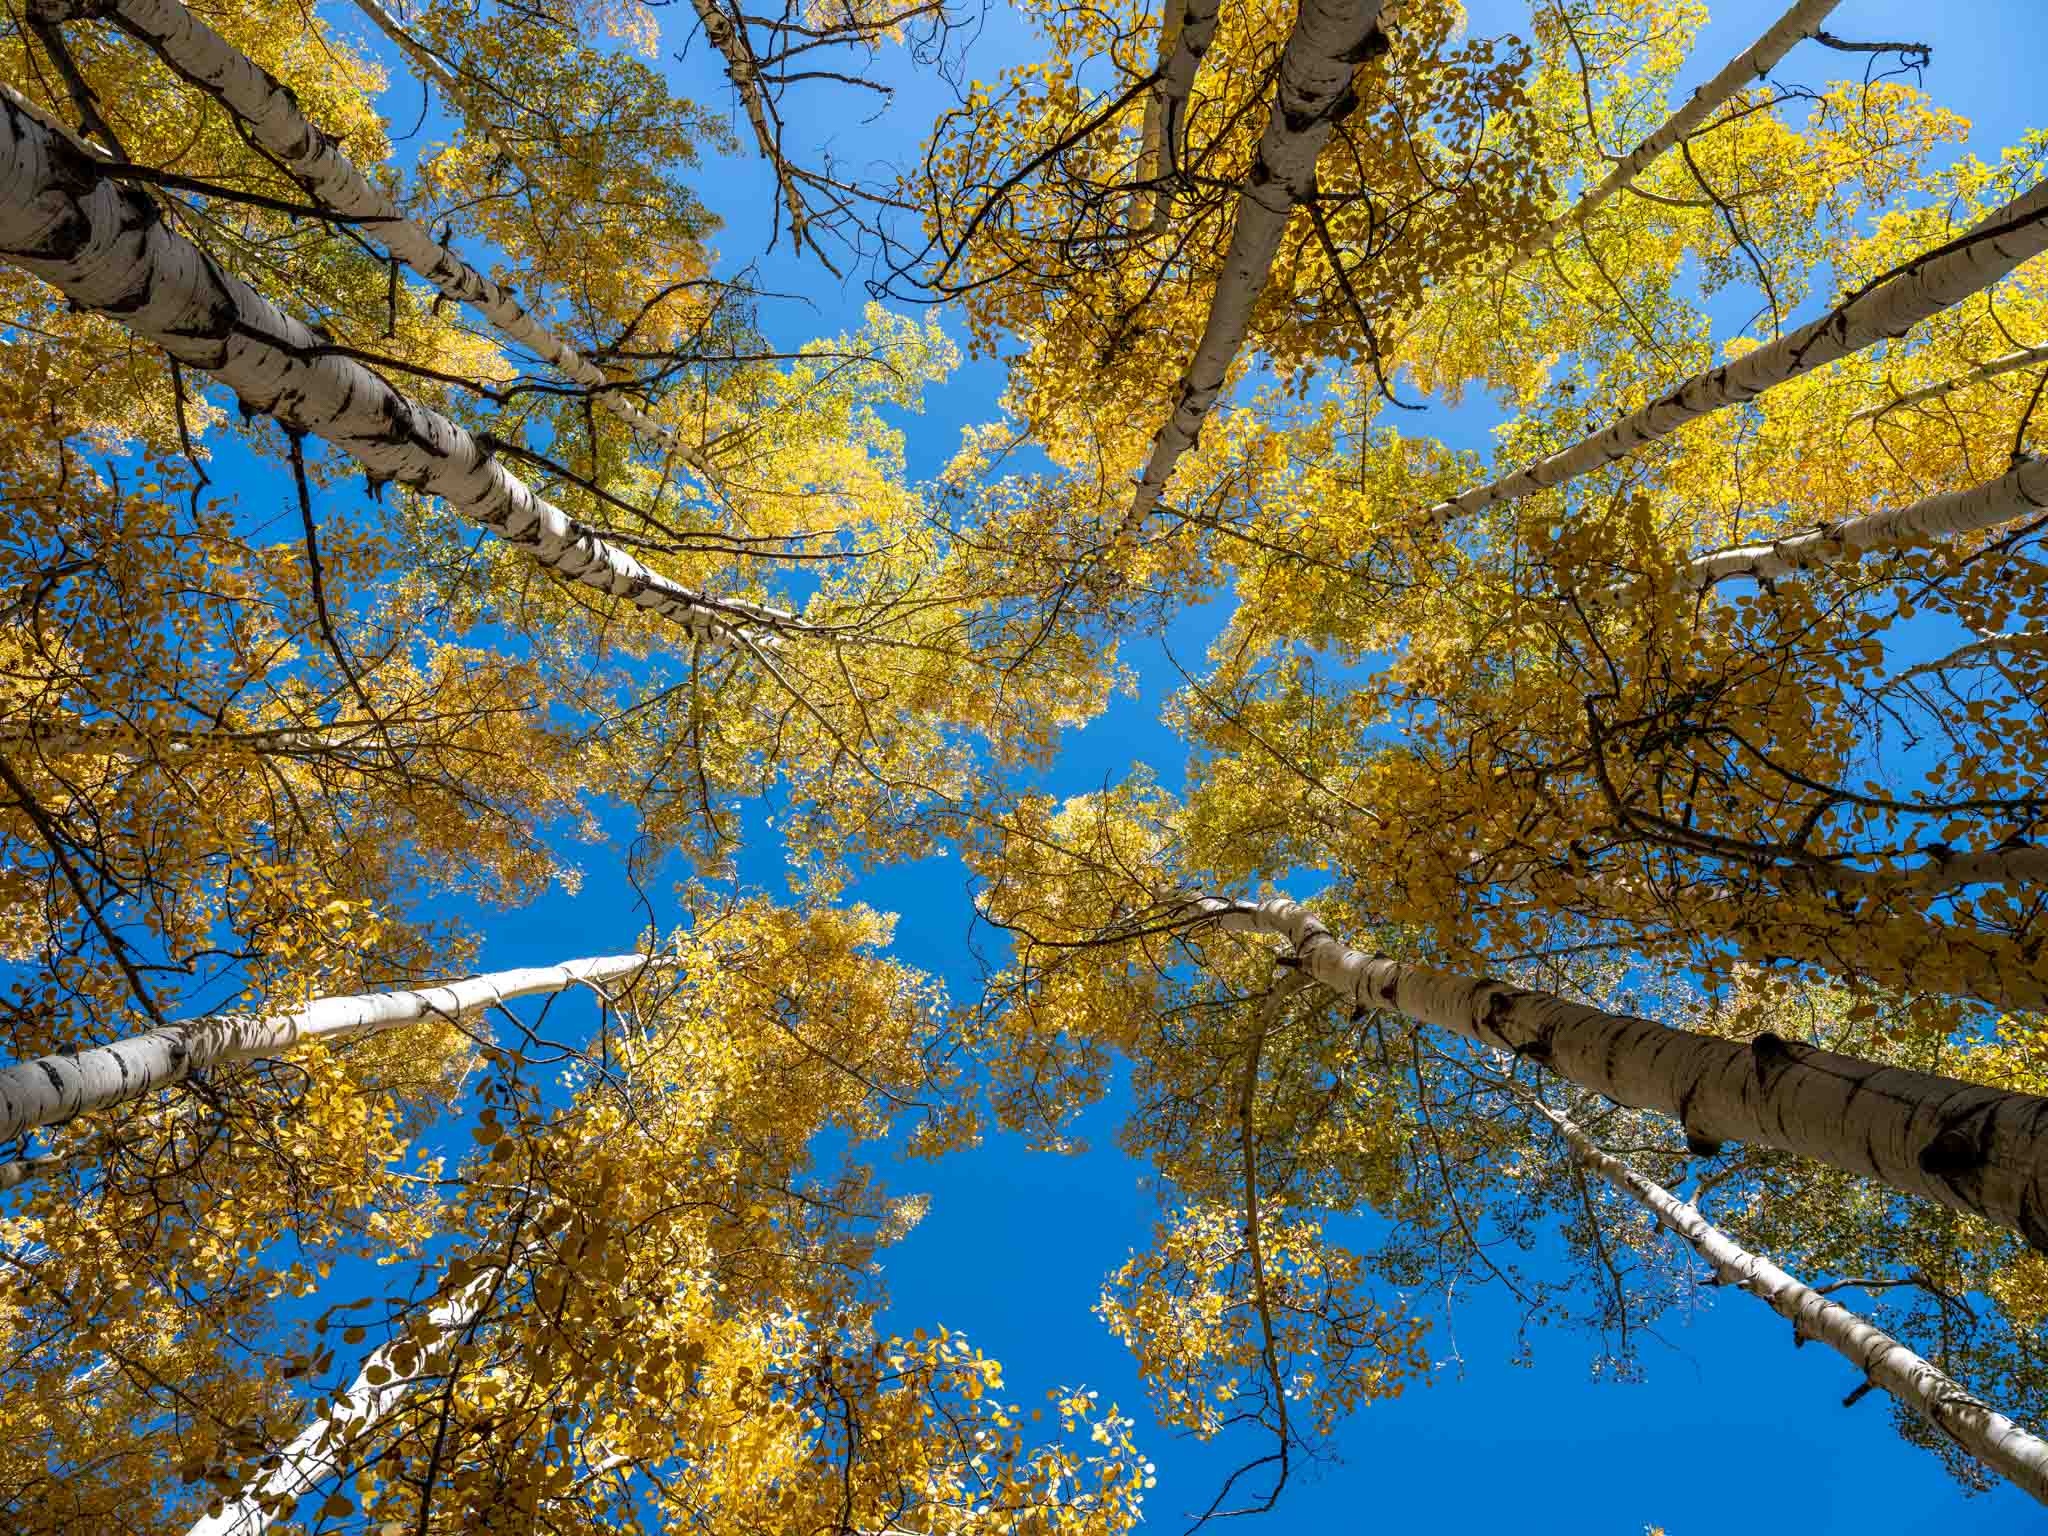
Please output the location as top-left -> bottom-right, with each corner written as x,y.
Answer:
1170,894 -> 2048,1250
680,0 -> 816,254
1120,0 -> 1396,537
1136,0 -> 1211,233
188,1262 -> 501,1536
1425,176 -> 2048,526
1502,0 -> 1840,274
0,94 -> 810,644
1677,454 -> 2048,588
0,714 -> 451,761
0,955 -> 649,1146
1890,629 -> 2047,684
1790,844 -> 2048,901
1852,343 -> 2048,421
55,0 -> 706,467
1539,1100 -> 2048,1505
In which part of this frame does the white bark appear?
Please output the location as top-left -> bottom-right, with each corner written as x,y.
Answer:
1540,1101 -> 2048,1504
681,0 -> 814,250
1170,894 -> 2048,1249
1890,629 -> 2048,685
1796,843 -> 2048,902
189,1263 -> 501,1536
1426,177 -> 2048,525
0,715 -> 432,760
0,1152 -> 80,1191
0,954 -> 648,1146
1852,344 -> 2048,421
0,95 -> 809,643
1678,454 -> 2048,589
1138,0 -> 1214,233
94,0 -> 703,465
1121,0 -> 1395,535
1503,0 -> 1840,273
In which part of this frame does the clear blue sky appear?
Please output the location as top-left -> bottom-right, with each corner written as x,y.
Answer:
336,2 -> 2048,1530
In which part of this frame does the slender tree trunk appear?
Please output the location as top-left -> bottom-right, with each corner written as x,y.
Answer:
680,0 -> 816,254
1538,1100 -> 2048,1504
1788,844 -> 2048,901
1677,454 -> 2048,589
0,96 -> 810,644
0,715 -> 441,760
0,1152 -> 80,1191
1135,0 -> 1209,234
0,955 -> 648,1145
1170,895 -> 2048,1249
1891,628 -> 2047,683
69,0 -> 705,466
1121,0 -> 1396,537
188,1262 -> 502,1536
1853,343 -> 2048,421
1424,177 -> 2048,526
1502,0 -> 1840,274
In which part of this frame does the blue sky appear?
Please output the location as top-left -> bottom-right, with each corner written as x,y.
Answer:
330,2 -> 2048,1530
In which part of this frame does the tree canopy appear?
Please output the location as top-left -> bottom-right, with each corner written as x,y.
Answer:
2,0 -> 2047,1528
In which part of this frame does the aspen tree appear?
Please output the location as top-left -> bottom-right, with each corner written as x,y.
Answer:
1535,1098 -> 2048,1504
0,954 -> 649,1147
1121,0 -> 1399,535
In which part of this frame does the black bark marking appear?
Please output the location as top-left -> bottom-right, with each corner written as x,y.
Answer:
1916,1130 -> 1982,1179
1479,986 -> 1518,1048
1750,1030 -> 1794,1089
1918,1123 -> 1989,1179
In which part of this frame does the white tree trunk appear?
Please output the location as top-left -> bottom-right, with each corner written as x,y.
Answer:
1135,0 -> 1212,232
681,0 -> 815,251
1890,629 -> 2047,684
0,95 -> 810,644
1426,177 -> 2048,525
189,1263 -> 502,1536
1121,0 -> 1395,535
78,0 -> 705,466
1501,0 -> 1840,273
0,1152 -> 80,1191
0,955 -> 648,1146
0,715 -> 429,760
1790,844 -> 2048,901
1678,454 -> 2048,588
1852,343 -> 2048,421
1171,895 -> 2048,1249
1539,1100 -> 2048,1504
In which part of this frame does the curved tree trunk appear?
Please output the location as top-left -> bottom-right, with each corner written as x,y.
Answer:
681,0 -> 816,255
1425,176 -> 2048,526
56,0 -> 708,470
0,95 -> 811,644
1121,0 -> 1396,537
1502,0 -> 1840,274
1853,343 -> 2048,422
1539,1100 -> 2048,1504
1171,894 -> 2048,1250
188,1261 -> 503,1536
1678,454 -> 2048,588
0,955 -> 649,1146
1136,0 -> 1214,233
